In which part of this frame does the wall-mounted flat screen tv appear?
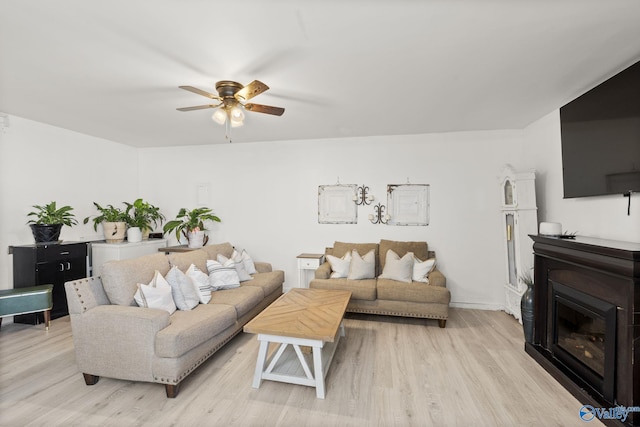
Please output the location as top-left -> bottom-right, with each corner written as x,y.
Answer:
560,60 -> 640,199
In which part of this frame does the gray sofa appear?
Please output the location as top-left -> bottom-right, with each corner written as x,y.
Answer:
310,240 -> 450,327
65,242 -> 284,398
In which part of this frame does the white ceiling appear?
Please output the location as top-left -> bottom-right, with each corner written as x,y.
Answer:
1,0 -> 640,147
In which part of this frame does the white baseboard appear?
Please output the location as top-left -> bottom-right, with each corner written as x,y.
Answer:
450,301 -> 504,311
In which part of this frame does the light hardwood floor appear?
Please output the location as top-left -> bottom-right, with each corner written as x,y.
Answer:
0,308 -> 601,426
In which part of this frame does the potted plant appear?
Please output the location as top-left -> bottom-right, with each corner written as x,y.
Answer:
163,207 -> 221,248
124,198 -> 165,241
27,201 -> 78,243
83,202 -> 129,243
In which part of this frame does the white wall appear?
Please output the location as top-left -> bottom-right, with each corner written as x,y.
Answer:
139,130 -> 525,308
0,115 -> 139,290
523,111 -> 640,242
0,114 -> 528,312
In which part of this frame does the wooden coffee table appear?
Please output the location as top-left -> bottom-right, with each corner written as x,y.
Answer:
243,288 -> 351,399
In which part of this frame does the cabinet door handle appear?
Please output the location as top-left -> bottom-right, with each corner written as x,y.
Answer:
59,263 -> 65,272
67,262 -> 71,270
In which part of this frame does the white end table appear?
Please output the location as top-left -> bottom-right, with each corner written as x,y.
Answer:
296,253 -> 324,288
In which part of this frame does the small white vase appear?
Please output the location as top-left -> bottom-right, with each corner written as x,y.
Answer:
187,230 -> 205,248
127,227 -> 142,243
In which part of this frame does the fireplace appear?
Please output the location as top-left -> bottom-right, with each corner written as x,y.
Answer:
552,282 -> 616,402
527,235 -> 640,427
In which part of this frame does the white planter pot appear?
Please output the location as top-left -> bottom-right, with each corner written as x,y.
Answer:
187,230 -> 206,248
103,221 -> 127,243
127,227 -> 142,243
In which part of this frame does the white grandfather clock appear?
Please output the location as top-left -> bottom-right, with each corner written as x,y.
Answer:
499,165 -> 537,322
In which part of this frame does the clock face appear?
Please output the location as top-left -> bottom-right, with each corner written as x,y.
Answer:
504,180 -> 514,205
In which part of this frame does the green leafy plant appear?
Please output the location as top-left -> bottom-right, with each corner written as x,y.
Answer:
83,202 -> 128,231
27,201 -> 77,226
124,198 -> 165,232
163,207 -> 221,241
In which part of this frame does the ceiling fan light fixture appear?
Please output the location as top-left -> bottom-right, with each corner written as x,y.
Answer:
212,108 -> 227,125
230,106 -> 245,122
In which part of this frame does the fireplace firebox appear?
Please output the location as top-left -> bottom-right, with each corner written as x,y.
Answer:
528,235 -> 640,427
552,282 -> 616,402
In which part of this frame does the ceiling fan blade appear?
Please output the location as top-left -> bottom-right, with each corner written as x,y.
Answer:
177,104 -> 221,112
244,103 -> 285,116
235,80 -> 269,101
179,86 -> 221,100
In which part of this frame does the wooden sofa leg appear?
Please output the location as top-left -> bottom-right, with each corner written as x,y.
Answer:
438,319 -> 447,328
165,383 -> 180,398
83,373 -> 100,385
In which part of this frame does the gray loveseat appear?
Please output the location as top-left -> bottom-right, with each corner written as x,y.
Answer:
310,240 -> 450,327
65,242 -> 284,398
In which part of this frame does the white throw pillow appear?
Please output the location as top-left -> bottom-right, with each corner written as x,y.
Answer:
238,249 -> 257,275
413,257 -> 437,284
379,250 -> 414,283
165,265 -> 200,310
327,251 -> 352,279
186,263 -> 212,304
348,249 -> 376,280
220,253 -> 253,282
134,270 -> 177,314
206,259 -> 241,290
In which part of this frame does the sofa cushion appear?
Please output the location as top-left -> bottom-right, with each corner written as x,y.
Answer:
413,257 -> 437,284
348,249 -> 376,280
310,278 -> 377,301
379,250 -> 414,283
201,242 -> 234,261
206,259 -> 241,290
134,270 -> 177,314
101,252 -> 171,306
186,264 -> 212,304
208,285 -> 264,318
218,253 -> 253,282
165,266 -> 200,310
327,251 -> 352,278
238,249 -> 257,274
167,249 -> 208,273
379,240 -> 428,272
240,271 -> 284,298
332,242 -> 380,275
377,278 -> 451,304
155,303 -> 237,358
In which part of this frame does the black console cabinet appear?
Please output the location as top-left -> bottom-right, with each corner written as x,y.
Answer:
12,242 -> 88,324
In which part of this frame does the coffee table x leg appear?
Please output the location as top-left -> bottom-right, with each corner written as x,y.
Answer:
251,323 -> 345,399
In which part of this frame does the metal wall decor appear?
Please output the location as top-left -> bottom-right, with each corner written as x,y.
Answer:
369,203 -> 389,224
387,183 -> 430,226
318,184 -> 357,224
354,185 -> 374,205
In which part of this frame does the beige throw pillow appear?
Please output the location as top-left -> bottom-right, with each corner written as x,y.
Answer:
165,265 -> 200,310
327,251 -> 352,278
348,249 -> 376,280
134,270 -> 177,314
379,250 -> 414,283
413,257 -> 437,284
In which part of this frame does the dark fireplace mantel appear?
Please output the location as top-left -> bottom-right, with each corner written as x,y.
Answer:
527,235 -> 640,426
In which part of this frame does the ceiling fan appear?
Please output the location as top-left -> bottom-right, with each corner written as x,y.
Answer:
177,80 -> 285,142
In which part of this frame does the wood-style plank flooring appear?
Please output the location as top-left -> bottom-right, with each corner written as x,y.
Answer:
0,308 -> 601,426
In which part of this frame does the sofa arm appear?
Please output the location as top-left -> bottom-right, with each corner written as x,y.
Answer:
428,269 -> 446,288
254,262 -> 272,273
315,262 -> 331,279
70,305 -> 170,382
